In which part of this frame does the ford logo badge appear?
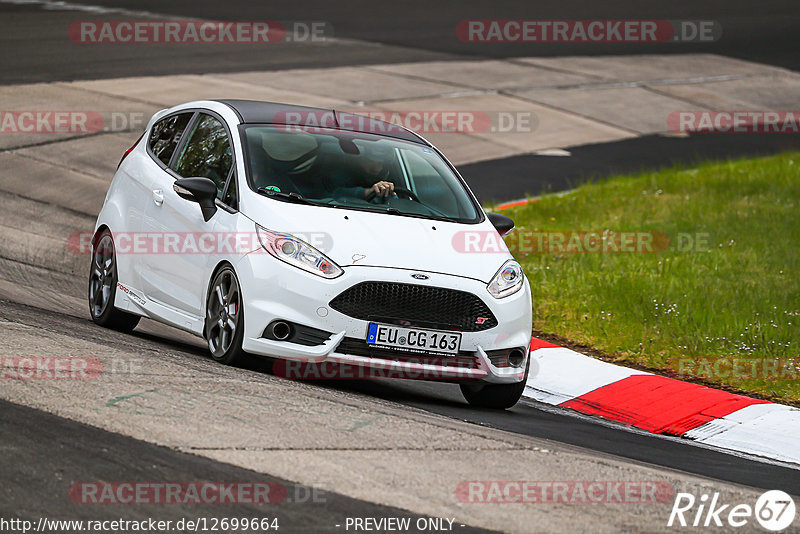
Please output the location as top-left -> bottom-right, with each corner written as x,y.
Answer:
411,273 -> 429,280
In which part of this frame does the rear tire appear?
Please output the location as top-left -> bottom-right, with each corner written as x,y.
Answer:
205,266 -> 248,366
88,229 -> 140,332
460,356 -> 530,409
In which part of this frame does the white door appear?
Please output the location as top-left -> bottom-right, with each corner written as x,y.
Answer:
141,112 -> 236,318
116,112 -> 193,291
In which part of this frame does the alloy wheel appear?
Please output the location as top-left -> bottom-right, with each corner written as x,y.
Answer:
89,234 -> 115,318
206,269 -> 241,358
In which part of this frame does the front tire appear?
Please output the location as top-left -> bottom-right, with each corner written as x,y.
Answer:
460,356 -> 530,409
88,230 -> 140,332
205,266 -> 247,366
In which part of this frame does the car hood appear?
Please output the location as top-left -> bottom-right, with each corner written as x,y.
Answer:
243,198 -> 513,283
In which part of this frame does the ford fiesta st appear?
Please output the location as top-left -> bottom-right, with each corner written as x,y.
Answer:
89,100 -> 532,408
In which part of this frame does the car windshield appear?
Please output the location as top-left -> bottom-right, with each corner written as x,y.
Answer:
242,125 -> 480,222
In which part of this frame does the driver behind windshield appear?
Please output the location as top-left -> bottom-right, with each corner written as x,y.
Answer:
329,150 -> 397,200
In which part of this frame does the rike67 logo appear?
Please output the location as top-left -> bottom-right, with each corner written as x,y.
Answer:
668,490 -> 796,531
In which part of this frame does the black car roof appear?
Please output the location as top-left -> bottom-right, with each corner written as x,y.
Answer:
215,99 -> 429,145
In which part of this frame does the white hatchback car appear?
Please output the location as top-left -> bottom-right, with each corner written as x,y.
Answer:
90,100 -> 532,408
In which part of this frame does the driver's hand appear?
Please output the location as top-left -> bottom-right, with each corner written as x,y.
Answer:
365,181 -> 395,198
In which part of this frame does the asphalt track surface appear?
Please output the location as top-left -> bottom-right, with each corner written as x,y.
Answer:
2,0 -> 800,529
4,0 -> 799,203
301,378 -> 800,496
3,297 -> 800,502
0,398 -> 492,533
1,0 -> 799,84
461,131 -> 800,202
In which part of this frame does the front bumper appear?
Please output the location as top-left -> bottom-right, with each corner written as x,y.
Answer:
235,251 -> 532,384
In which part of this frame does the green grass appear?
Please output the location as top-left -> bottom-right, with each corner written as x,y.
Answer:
498,152 -> 800,403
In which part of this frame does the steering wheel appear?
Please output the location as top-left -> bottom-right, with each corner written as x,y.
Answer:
365,186 -> 421,203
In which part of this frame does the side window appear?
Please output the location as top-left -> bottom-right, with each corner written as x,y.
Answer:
149,113 -> 193,166
173,114 -> 233,200
222,173 -> 238,209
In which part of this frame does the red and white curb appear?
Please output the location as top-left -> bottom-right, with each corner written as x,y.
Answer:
523,338 -> 800,466
494,197 -> 536,211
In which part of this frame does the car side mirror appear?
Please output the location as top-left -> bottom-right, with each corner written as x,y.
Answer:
487,212 -> 515,237
173,177 -> 218,222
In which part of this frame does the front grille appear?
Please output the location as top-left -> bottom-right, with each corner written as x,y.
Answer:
337,338 -> 478,368
329,282 -> 498,332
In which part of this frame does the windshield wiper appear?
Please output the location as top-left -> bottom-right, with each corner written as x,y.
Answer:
256,188 -> 317,205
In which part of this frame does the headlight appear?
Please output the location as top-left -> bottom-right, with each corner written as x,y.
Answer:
487,260 -> 524,298
256,225 -> 343,279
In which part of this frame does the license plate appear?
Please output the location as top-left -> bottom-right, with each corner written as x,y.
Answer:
366,323 -> 461,355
